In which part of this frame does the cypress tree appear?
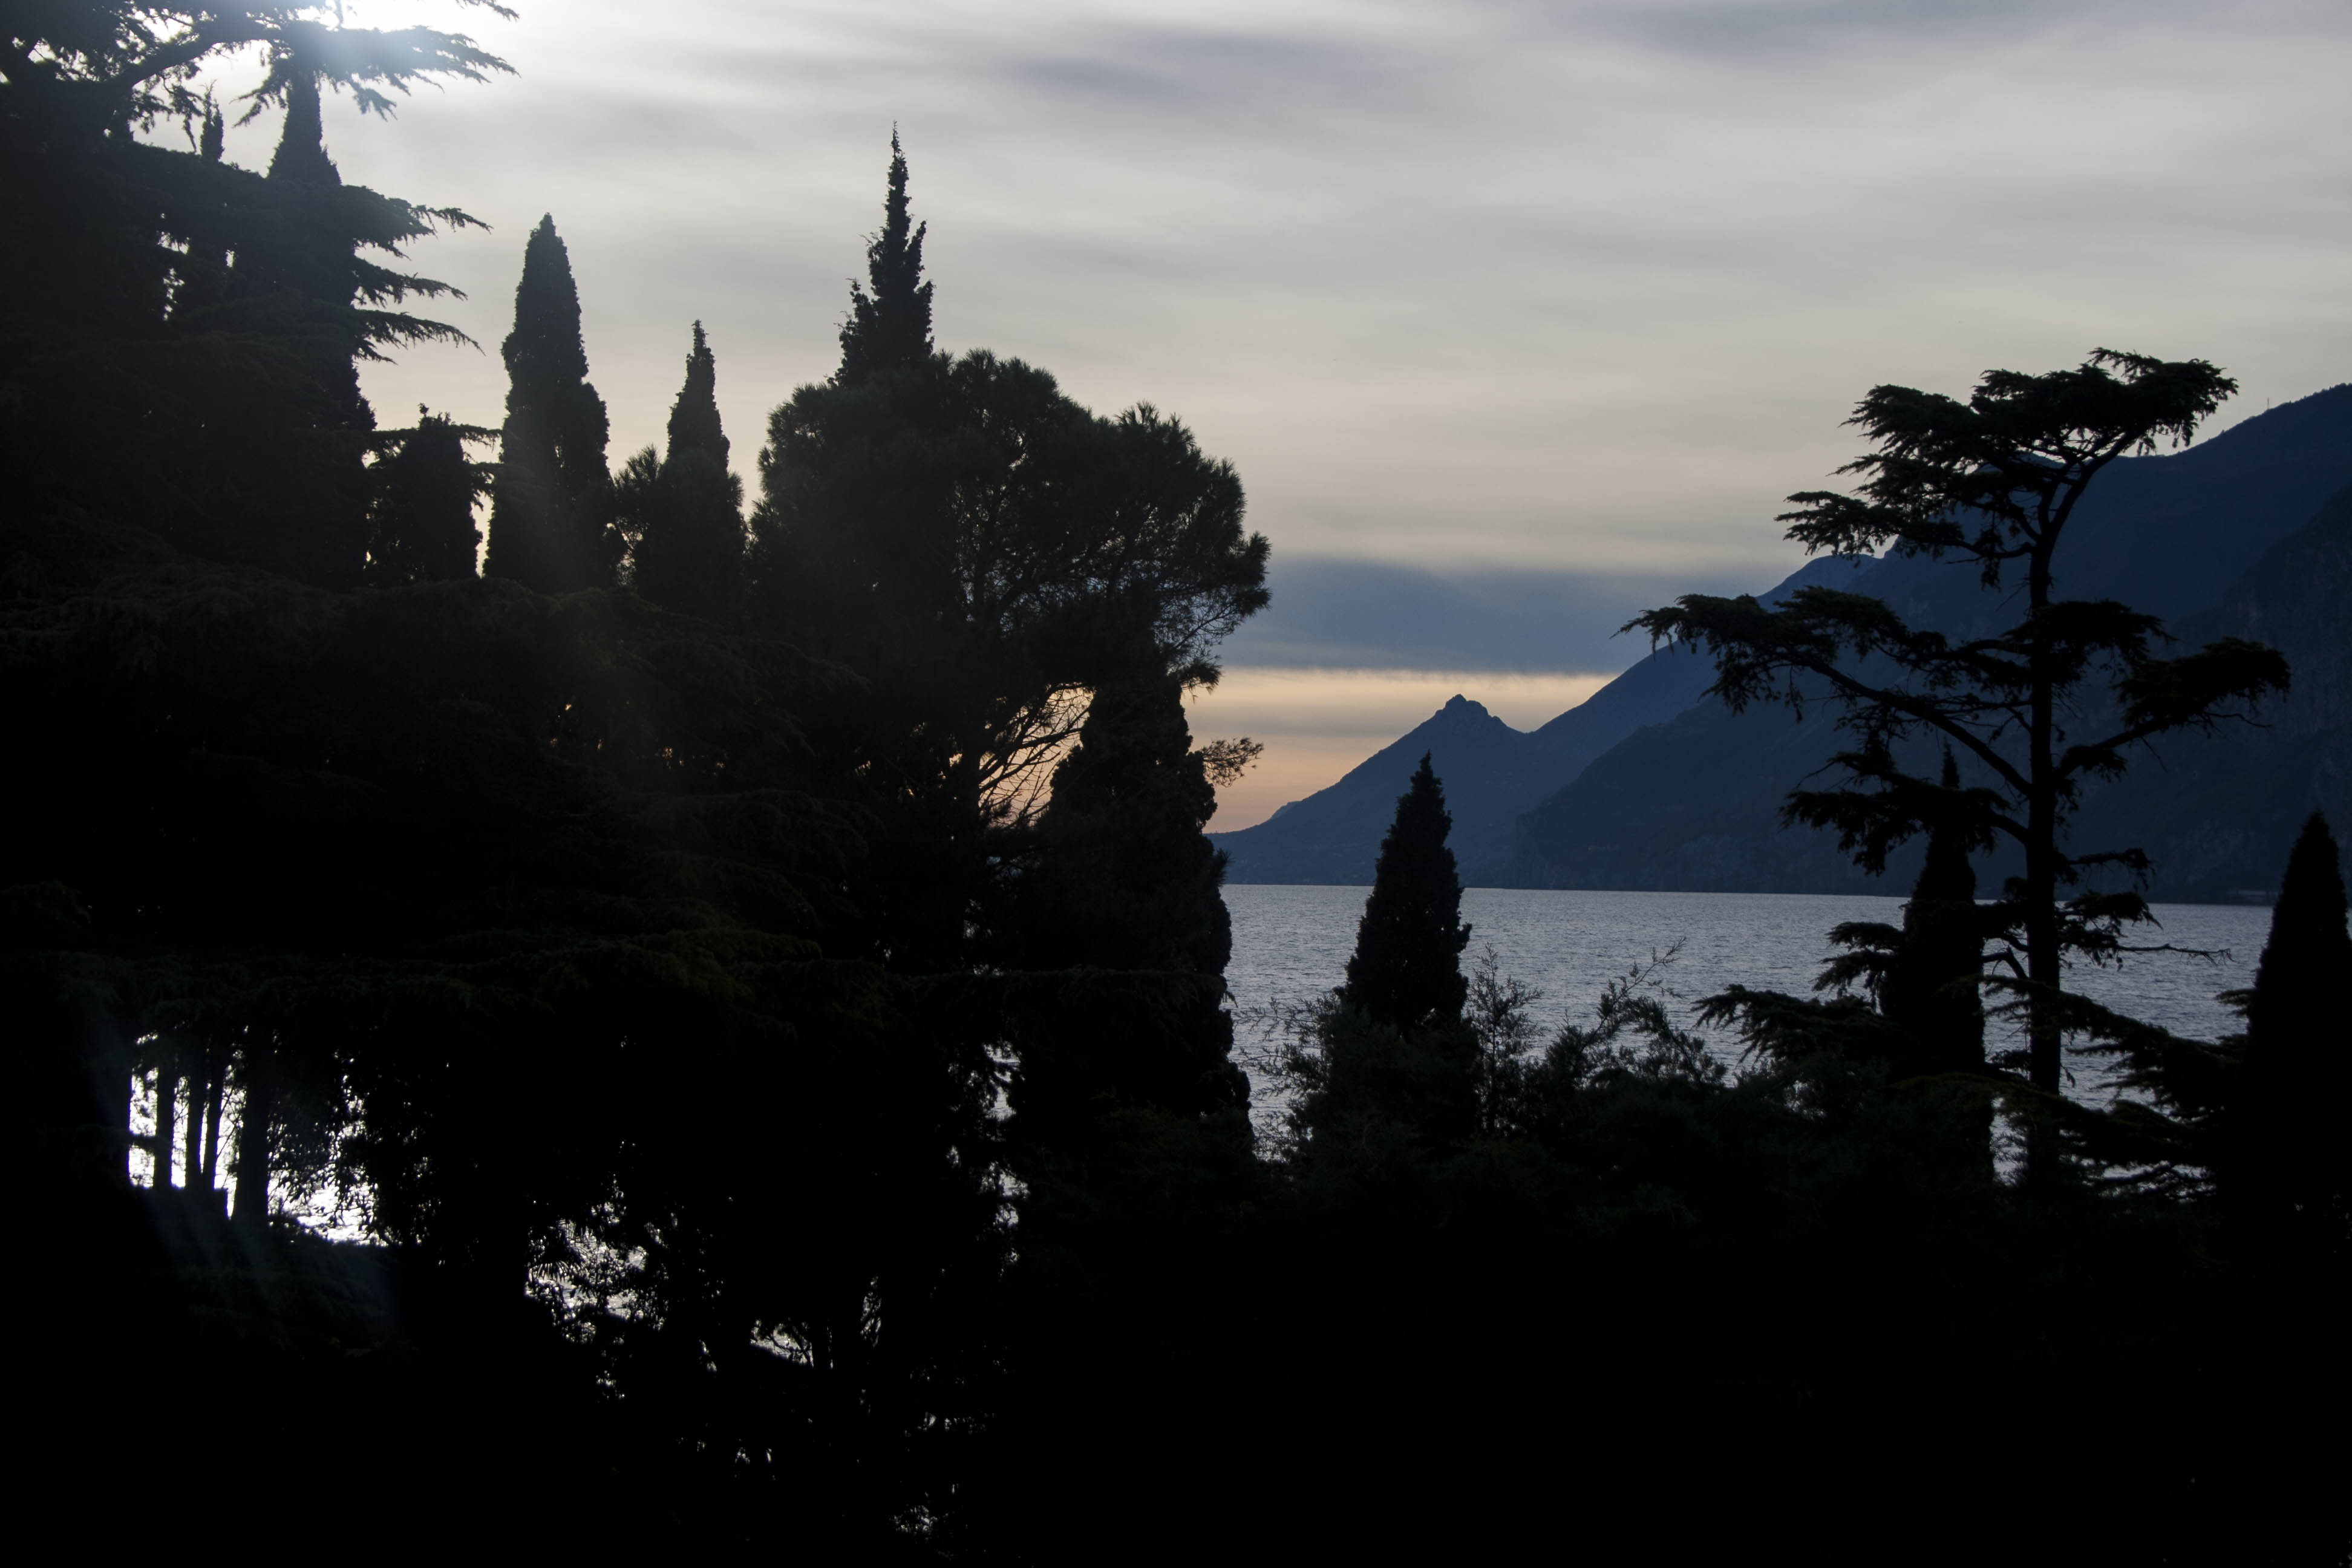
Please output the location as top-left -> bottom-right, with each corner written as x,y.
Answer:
1880,751 -> 1985,1076
206,68 -> 376,584
485,216 -> 615,593
1008,662 -> 1247,1143
2234,813 -> 2352,1241
621,323 -> 745,622
667,320 -> 729,468
837,130 -> 935,384
1343,753 -> 1472,1033
369,408 -> 489,583
1291,753 -> 1478,1150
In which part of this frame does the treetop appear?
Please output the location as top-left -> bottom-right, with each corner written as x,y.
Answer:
1779,350 -> 2238,577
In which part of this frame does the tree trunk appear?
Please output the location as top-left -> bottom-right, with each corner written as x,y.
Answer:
232,1050 -> 273,1227
183,1056 -> 208,1198
2022,538 -> 2063,1184
200,1057 -> 225,1192
152,1054 -> 178,1191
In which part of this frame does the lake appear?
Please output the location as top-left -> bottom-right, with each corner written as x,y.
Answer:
1223,884 -> 2276,1125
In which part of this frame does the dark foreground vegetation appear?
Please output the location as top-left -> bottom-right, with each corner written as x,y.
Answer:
7,5 -> 2344,1558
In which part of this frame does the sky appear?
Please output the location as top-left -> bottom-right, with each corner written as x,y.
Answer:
183,0 -> 2351,828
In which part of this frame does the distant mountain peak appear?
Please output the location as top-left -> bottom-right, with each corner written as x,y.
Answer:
1437,693 -> 1494,723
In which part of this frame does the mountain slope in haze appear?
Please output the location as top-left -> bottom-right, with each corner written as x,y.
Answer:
2066,477 -> 2352,901
1493,384 -> 2352,897
1209,555 -> 1872,885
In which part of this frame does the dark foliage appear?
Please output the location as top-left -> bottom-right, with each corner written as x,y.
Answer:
1633,351 -> 2291,1108
746,153 -> 1266,978
619,322 -> 745,622
368,408 -> 491,582
0,5 -> 486,587
2236,812 -> 2352,1244
1286,755 -> 1480,1151
484,216 -> 616,593
1342,753 -> 1471,1033
1004,664 -> 1251,1144
838,129 -> 933,386
1818,750 -> 1989,1077
667,318 -> 729,468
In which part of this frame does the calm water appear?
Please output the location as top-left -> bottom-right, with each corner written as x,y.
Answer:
1223,885 -> 2276,1122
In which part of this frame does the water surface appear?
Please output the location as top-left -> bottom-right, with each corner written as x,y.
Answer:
1224,884 -> 2273,1122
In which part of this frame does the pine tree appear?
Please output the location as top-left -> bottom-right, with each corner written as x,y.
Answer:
369,408 -> 490,582
1880,751 -> 1986,1076
1344,754 -> 1472,1033
1632,352 -> 2284,1111
2234,813 -> 2352,1242
621,323 -> 745,621
485,216 -> 615,593
837,131 -> 935,384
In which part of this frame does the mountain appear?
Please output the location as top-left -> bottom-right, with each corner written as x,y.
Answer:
1209,554 -> 1873,884
1492,384 -> 2352,897
2065,478 -> 2352,901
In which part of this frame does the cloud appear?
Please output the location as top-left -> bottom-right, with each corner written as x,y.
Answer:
177,0 -> 2350,585
1221,556 -> 1765,673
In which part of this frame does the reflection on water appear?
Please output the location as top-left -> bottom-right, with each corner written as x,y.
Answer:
1223,884 -> 2273,1125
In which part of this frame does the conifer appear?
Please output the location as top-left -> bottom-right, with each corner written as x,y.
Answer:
622,324 -> 745,621
485,216 -> 615,592
208,68 -> 377,584
1343,754 -> 1472,1033
667,321 -> 729,468
1002,661 -> 1250,1168
267,70 -> 339,194
369,408 -> 489,582
2235,813 -> 2352,1239
837,131 -> 936,384
1881,751 -> 1985,1075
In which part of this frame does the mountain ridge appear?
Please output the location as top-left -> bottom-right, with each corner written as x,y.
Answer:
1209,554 -> 1872,884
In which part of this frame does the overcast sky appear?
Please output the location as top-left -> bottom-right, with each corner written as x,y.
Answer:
189,0 -> 2351,825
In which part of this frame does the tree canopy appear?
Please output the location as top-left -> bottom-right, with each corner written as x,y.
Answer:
1632,351 -> 2291,1109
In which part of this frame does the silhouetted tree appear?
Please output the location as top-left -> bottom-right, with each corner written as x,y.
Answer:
619,322 -> 745,621
747,154 -> 1266,968
2235,813 -> 2351,1244
1006,659 -> 1253,1149
485,217 -> 615,592
177,63 -> 481,585
369,409 -> 491,582
1633,351 -> 2290,1111
838,130 -> 934,386
1818,750 -> 1990,1077
667,318 -> 729,468
1286,756 -> 1480,1149
0,3 -> 495,578
1883,767 -> 1987,1076
1344,754 -> 1472,1033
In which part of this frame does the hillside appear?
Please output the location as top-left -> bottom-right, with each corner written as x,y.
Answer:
2065,479 -> 2352,901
